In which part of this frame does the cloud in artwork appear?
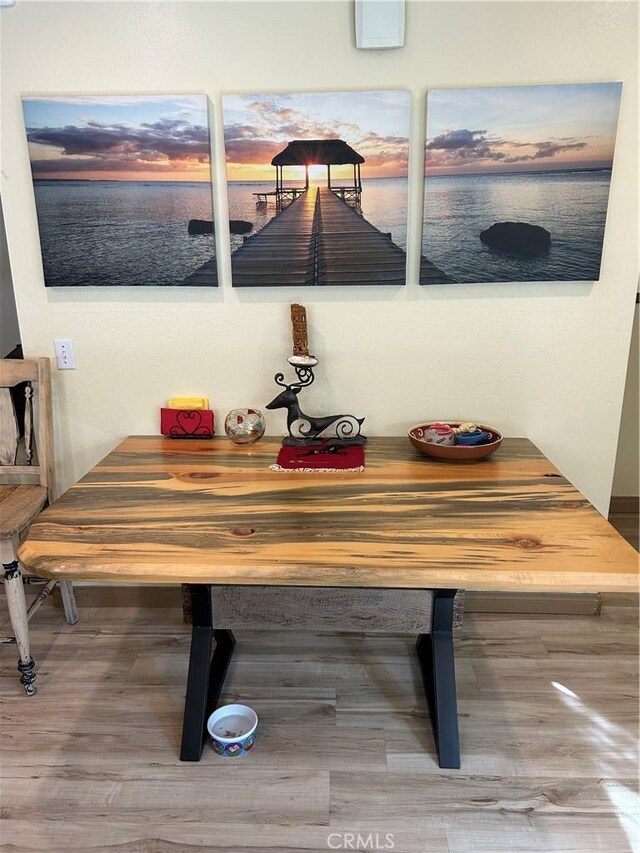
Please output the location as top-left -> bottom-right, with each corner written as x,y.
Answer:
28,156 -> 202,175
26,117 -> 211,176
504,139 -> 587,162
223,96 -> 409,178
424,83 -> 620,176
426,129 -> 488,150
426,128 -> 591,172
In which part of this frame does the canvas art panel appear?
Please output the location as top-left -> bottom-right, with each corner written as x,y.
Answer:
421,82 -> 622,285
222,89 -> 412,286
22,94 -> 216,286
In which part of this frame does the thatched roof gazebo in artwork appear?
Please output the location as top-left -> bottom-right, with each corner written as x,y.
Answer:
265,139 -> 365,207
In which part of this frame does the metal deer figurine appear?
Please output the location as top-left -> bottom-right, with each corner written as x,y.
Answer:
266,363 -> 366,447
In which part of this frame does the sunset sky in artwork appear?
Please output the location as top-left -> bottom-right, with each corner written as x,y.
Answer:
223,90 -> 410,182
22,95 -> 211,181
425,83 -> 622,176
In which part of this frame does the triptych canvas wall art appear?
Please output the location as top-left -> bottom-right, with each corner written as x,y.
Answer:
221,89 -> 411,286
421,83 -> 622,285
22,94 -> 216,287
21,83 -> 622,289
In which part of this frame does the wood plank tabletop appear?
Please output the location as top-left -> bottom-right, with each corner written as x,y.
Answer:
17,436 -> 638,592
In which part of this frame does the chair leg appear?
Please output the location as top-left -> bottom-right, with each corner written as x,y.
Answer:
58,581 -> 78,625
2,540 -> 36,696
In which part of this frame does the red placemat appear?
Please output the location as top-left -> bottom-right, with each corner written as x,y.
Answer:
270,440 -> 365,472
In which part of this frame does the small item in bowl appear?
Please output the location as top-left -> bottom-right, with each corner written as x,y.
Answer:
454,422 -> 478,435
423,422 -> 456,446
456,430 -> 493,446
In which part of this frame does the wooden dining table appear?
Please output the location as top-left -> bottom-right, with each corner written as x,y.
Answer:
17,436 -> 638,768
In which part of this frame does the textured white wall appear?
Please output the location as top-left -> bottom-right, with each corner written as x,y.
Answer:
1,1 -> 637,514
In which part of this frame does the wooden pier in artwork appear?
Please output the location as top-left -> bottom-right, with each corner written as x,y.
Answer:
182,257 -> 217,286
229,187 -> 452,287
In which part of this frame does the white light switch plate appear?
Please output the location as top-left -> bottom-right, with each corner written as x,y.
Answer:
54,339 -> 76,370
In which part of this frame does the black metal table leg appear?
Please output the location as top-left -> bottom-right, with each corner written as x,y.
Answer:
180,584 -> 235,761
416,589 -> 461,769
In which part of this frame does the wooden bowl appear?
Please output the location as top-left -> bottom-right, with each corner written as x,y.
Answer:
408,422 -> 503,462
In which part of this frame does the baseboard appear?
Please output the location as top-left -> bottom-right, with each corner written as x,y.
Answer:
59,584 -> 600,617
465,591 -> 601,615
53,584 -> 182,608
610,496 -> 639,515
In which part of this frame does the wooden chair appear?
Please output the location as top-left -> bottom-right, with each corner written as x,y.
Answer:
1,357 -> 77,695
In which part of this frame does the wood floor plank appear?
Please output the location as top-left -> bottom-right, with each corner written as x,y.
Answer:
329,771 -> 639,821
384,716 -> 638,778
1,766 -> 330,826
469,657 -> 638,704
0,819 -> 451,853
445,813 -> 638,853
461,612 -> 629,637
127,650 -> 426,690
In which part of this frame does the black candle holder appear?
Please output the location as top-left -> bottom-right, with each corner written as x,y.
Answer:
266,356 -> 367,447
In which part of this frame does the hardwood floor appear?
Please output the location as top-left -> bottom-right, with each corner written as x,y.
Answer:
1,595 -> 638,853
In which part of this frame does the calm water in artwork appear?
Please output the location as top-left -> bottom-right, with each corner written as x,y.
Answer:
39,171 -> 610,286
422,170 -> 614,284
33,180 -> 215,287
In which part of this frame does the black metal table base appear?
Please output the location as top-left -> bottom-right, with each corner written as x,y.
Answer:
180,584 -> 460,769
416,588 -> 461,769
180,584 -> 235,761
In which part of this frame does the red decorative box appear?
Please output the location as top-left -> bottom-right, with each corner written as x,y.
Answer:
160,408 -> 214,439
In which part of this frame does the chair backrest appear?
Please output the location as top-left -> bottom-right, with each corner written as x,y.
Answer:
0,358 -> 55,497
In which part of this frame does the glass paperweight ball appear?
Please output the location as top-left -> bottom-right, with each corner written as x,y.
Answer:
224,408 -> 266,445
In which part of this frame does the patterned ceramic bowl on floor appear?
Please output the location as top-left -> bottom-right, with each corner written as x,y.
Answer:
207,704 -> 258,757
